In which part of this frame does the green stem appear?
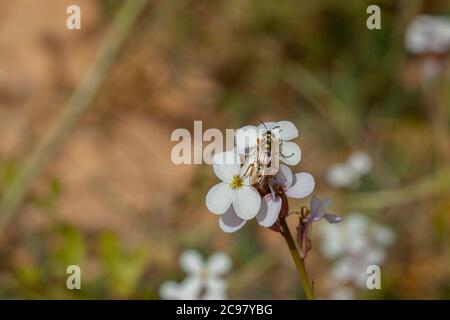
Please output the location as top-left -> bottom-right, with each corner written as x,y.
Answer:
279,217 -> 315,300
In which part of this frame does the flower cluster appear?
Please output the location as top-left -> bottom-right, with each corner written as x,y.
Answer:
405,15 -> 450,55
326,150 -> 372,189
405,15 -> 450,82
205,120 -> 334,233
160,250 -> 231,300
319,214 -> 395,297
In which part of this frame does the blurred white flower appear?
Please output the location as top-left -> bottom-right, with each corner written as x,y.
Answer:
319,213 -> 395,259
329,286 -> 354,300
235,120 -> 301,166
326,150 -> 372,188
405,15 -> 450,55
347,151 -> 372,176
320,213 -> 395,289
331,248 -> 385,288
160,250 -> 231,300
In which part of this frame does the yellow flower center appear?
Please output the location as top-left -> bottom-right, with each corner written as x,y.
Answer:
230,174 -> 244,189
200,268 -> 209,281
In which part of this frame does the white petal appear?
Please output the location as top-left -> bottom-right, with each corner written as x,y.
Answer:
372,225 -> 396,246
202,289 -> 227,300
219,207 -> 246,233
203,278 -> 227,300
329,287 -> 354,300
213,152 -> 241,182
180,250 -> 204,275
279,141 -> 301,165
276,120 -> 299,141
285,172 -> 315,199
206,182 -> 234,215
256,194 -> 282,227
235,125 -> 258,155
232,186 -> 261,220
179,275 -> 203,299
331,258 -> 360,283
273,164 -> 293,187
320,224 -> 345,258
405,15 -> 450,55
159,281 -> 182,300
347,151 -> 372,175
207,252 -> 232,275
326,163 -> 356,188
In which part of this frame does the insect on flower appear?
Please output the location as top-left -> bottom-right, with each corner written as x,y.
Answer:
241,121 -> 298,187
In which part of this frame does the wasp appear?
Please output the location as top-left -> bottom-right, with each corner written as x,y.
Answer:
241,121 -> 296,187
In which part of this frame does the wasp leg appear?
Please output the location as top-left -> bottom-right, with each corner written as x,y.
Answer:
279,141 -> 295,158
280,151 -> 295,158
241,163 -> 254,179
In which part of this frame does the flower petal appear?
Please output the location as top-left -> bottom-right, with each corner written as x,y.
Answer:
256,194 -> 282,227
232,186 -> 261,220
279,141 -> 301,165
310,195 -> 321,215
204,278 -> 227,300
206,182 -> 234,215
273,164 -> 293,187
219,207 -> 246,233
326,163 -> 356,188
213,151 -> 241,182
285,172 -> 315,199
324,213 -> 342,224
159,281 -> 181,300
276,120 -> 299,141
179,275 -> 203,299
180,250 -> 204,275
207,253 -> 232,275
347,151 -> 372,175
235,125 -> 258,155
329,287 -> 354,300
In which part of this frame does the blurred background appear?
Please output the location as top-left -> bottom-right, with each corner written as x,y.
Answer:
0,0 -> 449,299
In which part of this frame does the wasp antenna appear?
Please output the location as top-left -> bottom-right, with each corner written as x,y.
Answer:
257,118 -> 268,131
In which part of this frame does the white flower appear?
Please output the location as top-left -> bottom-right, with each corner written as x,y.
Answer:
320,213 -> 395,288
255,164 -> 315,228
331,248 -> 385,288
319,213 -> 395,259
326,163 -> 357,188
206,151 -> 261,220
326,150 -> 372,188
329,287 -> 354,300
235,121 -> 301,166
347,151 -> 372,176
405,15 -> 450,55
160,250 -> 231,300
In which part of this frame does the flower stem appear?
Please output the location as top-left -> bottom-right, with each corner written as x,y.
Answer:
279,216 -> 315,300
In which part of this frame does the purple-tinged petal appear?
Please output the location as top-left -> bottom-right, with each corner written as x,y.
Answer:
285,172 -> 315,198
324,213 -> 342,224
256,194 -> 282,227
219,207 -> 246,233
272,164 -> 293,187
